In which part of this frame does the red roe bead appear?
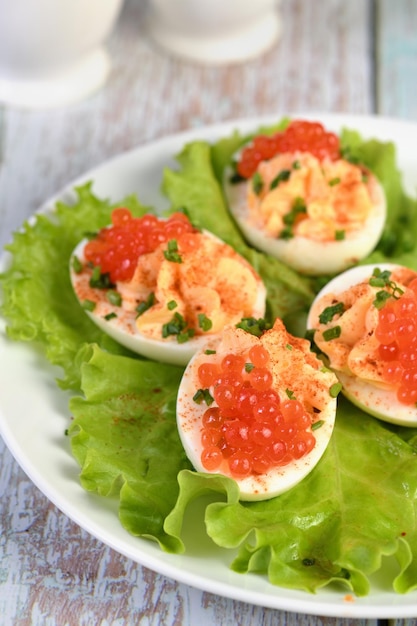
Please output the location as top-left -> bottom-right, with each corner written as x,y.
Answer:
213,384 -> 239,412
266,440 -> 288,464
394,292 -> 417,317
398,345 -> 417,366
201,427 -> 222,447
394,317 -> 417,350
235,385 -> 259,415
288,432 -> 316,459
408,278 -> 417,297
281,398 -> 304,421
378,342 -> 400,361
222,419 -> 251,448
248,367 -> 273,391
228,452 -> 252,478
251,451 -> 272,475
202,406 -> 223,428
381,361 -> 404,385
401,367 -> 417,389
249,422 -> 275,446
249,344 -> 270,368
252,400 -> 281,423
111,207 -> 132,226
221,353 -> 245,373
198,363 -> 221,387
397,385 -> 417,406
201,446 -> 223,471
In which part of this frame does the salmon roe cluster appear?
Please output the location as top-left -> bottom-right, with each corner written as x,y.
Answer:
84,208 -> 195,282
237,120 -> 340,179
197,344 -> 316,479
376,279 -> 417,405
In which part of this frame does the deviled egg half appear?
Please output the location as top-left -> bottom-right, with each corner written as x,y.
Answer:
177,318 -> 339,501
307,263 -> 417,426
70,209 -> 266,365
225,120 -> 386,276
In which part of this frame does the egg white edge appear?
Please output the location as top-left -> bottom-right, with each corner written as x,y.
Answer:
224,172 -> 387,276
69,233 -> 267,367
176,339 -> 338,502
306,262 -> 417,426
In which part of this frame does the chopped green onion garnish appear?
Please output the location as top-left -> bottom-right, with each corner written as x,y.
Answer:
89,266 -> 113,289
82,299 -> 96,312
167,300 -> 178,310
106,289 -> 122,307
198,313 -> 213,332
270,169 -> 291,189
373,290 -> 392,310
104,312 -> 118,321
192,388 -> 214,405
177,328 -> 196,343
322,326 -> 341,341
319,302 -> 345,324
252,171 -> 264,195
72,256 -> 83,273
136,292 -> 156,316
245,363 -> 255,373
312,420 -> 324,431
236,317 -> 270,337
162,312 -> 187,337
328,177 -> 341,186
285,389 -> 296,399
369,268 -> 392,288
335,230 -> 345,240
204,349 -> 216,355
329,382 -> 342,398
164,239 -> 182,263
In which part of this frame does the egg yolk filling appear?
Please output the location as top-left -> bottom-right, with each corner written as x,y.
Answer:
246,152 -> 379,243
76,209 -> 264,342
191,319 -> 338,480
310,267 -> 417,406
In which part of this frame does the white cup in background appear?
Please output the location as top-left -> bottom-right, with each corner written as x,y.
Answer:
146,0 -> 282,65
0,0 -> 124,109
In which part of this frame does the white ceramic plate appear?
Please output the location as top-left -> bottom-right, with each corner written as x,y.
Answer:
1,114 -> 417,618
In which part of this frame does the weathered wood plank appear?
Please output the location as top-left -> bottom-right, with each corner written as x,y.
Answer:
376,0 -> 417,119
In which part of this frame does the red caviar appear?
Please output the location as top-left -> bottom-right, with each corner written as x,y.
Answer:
237,120 -> 340,179
197,345 -> 316,477
84,208 -> 195,282
377,287 -> 417,405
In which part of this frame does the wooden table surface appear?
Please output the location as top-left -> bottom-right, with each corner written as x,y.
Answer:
1,1 -> 417,624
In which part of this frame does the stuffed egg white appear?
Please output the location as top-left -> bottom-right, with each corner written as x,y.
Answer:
70,210 -> 266,366
176,318 -> 339,501
307,263 -> 417,426
225,125 -> 386,276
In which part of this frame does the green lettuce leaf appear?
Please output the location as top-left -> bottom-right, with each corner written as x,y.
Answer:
0,184 -> 151,391
69,345 -> 189,551
165,399 -> 417,595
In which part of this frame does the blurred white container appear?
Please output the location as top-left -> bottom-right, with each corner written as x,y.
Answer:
0,0 -> 124,109
147,0 -> 281,65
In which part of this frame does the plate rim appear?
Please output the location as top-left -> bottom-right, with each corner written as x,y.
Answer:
2,112 -> 417,619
